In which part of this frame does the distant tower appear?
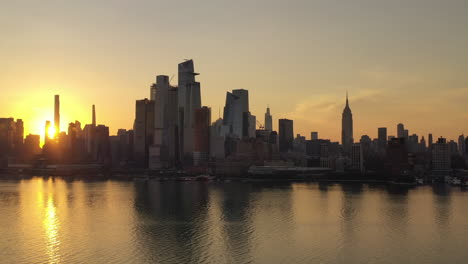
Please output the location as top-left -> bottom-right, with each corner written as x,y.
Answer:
397,123 -> 404,138
265,106 -> 272,131
45,120 -> 51,145
378,127 -> 387,148
341,92 -> 353,154
92,104 -> 96,126
177,59 -> 201,164
54,95 -> 60,136
311,132 -> 318,140
279,119 -> 294,153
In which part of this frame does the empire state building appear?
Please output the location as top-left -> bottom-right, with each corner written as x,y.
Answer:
341,93 -> 353,154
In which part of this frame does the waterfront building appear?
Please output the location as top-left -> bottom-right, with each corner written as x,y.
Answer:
133,99 -> 155,168
432,137 -> 451,175
149,75 -> 179,169
178,60 -> 201,165
351,143 -> 364,173
193,107 -> 211,166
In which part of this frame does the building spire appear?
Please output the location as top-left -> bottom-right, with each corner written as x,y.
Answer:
92,104 -> 96,126
346,91 -> 349,107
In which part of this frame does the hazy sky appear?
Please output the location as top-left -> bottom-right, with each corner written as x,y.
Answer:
1,0 -> 467,143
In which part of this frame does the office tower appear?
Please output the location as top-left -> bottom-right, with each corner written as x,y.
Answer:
178,59 -> 201,164
403,129 -> 409,139
54,95 -> 60,136
279,119 -> 294,153
265,107 -> 272,131
248,114 -> 256,138
311,132 -> 318,140
351,143 -> 364,173
420,136 -> 427,152
150,75 -> 170,169
432,137 -> 450,173
378,127 -> 387,148
92,105 -> 96,126
193,107 -> 211,166
23,134 -> 41,160
0,118 -> 17,156
397,123 -> 404,138
223,89 -> 253,139
94,125 -> 110,164
458,134 -> 465,155
150,82 -> 157,100
45,120 -> 51,145
14,119 -> 24,153
133,99 -> 155,167
448,140 -> 458,156
210,118 -> 230,159
386,138 -> 409,176
149,75 -> 180,169
341,92 -> 353,154
428,134 -> 433,149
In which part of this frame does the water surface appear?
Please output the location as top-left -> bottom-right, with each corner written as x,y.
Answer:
1,178 -> 468,263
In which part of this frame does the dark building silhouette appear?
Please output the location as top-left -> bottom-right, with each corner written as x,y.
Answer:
385,138 -> 409,177
23,134 -> 41,162
54,95 -> 60,137
378,127 -> 387,149
341,93 -> 353,155
178,59 -> 201,165
133,99 -> 155,168
279,119 -> 293,153
193,107 -> 211,166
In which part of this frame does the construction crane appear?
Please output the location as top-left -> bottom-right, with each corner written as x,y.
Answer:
256,120 -> 265,130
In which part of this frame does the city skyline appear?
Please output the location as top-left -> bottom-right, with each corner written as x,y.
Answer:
1,75 -> 466,145
1,0 -> 468,143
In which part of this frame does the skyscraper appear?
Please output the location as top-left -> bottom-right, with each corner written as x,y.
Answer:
92,104 -> 96,126
397,123 -> 404,138
223,89 -> 254,139
311,132 -> 318,140
432,137 -> 450,175
178,60 -> 201,164
341,93 -> 353,154
149,75 -> 179,169
54,95 -> 60,137
279,119 -> 293,153
193,106 -> 211,166
458,134 -> 465,155
264,106 -> 272,132
378,127 -> 387,148
428,133 -> 433,149
45,120 -> 51,145
133,99 -> 155,167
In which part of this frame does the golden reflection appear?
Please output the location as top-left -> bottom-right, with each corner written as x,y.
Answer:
41,179 -> 61,263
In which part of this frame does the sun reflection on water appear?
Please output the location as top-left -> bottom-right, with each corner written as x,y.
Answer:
41,179 -> 61,263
